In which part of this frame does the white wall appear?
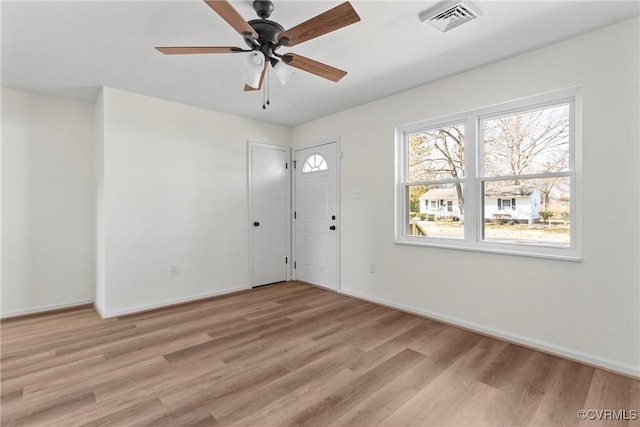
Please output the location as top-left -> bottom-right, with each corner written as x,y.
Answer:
1,88 -> 95,316
96,88 -> 290,316
291,18 -> 640,376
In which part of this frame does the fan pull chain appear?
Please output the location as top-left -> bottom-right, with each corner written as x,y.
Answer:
266,66 -> 271,106
262,66 -> 271,110
262,77 -> 266,110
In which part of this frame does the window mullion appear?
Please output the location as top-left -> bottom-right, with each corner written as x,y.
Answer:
464,115 -> 478,242
481,171 -> 571,182
406,178 -> 465,187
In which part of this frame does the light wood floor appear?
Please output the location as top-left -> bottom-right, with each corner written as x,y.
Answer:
1,282 -> 638,426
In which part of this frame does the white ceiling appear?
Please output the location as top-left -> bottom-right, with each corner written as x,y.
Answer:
2,1 -> 638,127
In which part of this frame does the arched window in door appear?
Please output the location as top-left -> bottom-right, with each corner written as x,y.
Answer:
301,153 -> 328,174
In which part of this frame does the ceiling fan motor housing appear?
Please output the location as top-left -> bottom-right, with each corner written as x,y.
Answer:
246,19 -> 284,49
246,0 -> 285,55
247,0 -> 288,58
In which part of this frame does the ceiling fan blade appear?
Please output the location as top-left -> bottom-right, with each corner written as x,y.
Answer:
203,0 -> 258,40
282,53 -> 347,82
155,46 -> 244,55
278,2 -> 360,47
244,64 -> 267,91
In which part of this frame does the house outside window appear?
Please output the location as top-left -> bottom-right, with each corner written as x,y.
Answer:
396,89 -> 581,260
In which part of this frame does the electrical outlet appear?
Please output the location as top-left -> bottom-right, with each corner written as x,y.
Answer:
170,264 -> 179,275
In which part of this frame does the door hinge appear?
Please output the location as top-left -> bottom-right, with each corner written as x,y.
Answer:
293,160 -> 297,168
294,261 -> 297,269
285,257 -> 288,264
285,162 -> 288,169
294,211 -> 297,219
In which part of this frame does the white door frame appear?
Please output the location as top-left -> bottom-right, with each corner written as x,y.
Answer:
292,138 -> 341,292
247,141 -> 292,287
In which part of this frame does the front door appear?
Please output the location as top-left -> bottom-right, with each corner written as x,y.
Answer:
249,142 -> 289,287
294,142 -> 339,290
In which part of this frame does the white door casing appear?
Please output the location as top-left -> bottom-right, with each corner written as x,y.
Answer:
248,142 -> 290,287
294,141 -> 339,291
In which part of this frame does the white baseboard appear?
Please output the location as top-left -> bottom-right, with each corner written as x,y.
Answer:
93,301 -> 107,319
96,285 -> 250,319
1,299 -> 94,319
339,288 -> 640,379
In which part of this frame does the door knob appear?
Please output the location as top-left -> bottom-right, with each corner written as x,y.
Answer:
329,225 -> 336,230
253,221 -> 260,227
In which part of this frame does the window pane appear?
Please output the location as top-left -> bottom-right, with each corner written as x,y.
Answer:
407,184 -> 464,239
302,154 -> 328,174
482,178 -> 570,246
408,124 -> 465,181
483,104 -> 569,177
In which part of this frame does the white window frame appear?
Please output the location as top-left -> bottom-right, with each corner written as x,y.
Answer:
395,88 -> 581,261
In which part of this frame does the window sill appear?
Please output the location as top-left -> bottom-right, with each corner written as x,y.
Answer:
394,236 -> 582,262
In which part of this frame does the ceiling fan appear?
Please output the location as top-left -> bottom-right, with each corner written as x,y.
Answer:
156,0 -> 361,94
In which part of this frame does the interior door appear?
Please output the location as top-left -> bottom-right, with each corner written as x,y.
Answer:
294,142 -> 339,290
249,142 -> 289,287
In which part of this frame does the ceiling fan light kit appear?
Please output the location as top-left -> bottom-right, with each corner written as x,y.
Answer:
245,51 -> 265,74
156,0 -> 361,109
273,60 -> 295,86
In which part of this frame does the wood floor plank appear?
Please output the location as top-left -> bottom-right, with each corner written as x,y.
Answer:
213,344 -> 364,424
93,356 -> 226,403
348,315 -> 425,352
332,351 -> 462,427
291,348 -> 426,426
528,359 -> 595,426
79,398 -> 166,427
384,336 -> 502,426
160,362 -> 289,415
484,351 -> 562,426
478,342 -> 535,389
0,350 -> 57,373
226,367 -> 360,427
1,354 -> 106,393
3,391 -> 96,426
22,355 -> 171,402
1,281 -> 637,427
579,369 -> 639,427
131,407 -> 219,427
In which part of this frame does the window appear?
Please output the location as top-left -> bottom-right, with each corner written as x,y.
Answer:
302,154 -> 328,173
405,122 -> 465,238
395,89 -> 580,260
498,199 -> 515,210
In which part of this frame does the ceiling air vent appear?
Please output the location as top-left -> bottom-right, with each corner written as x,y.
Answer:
419,1 -> 481,33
